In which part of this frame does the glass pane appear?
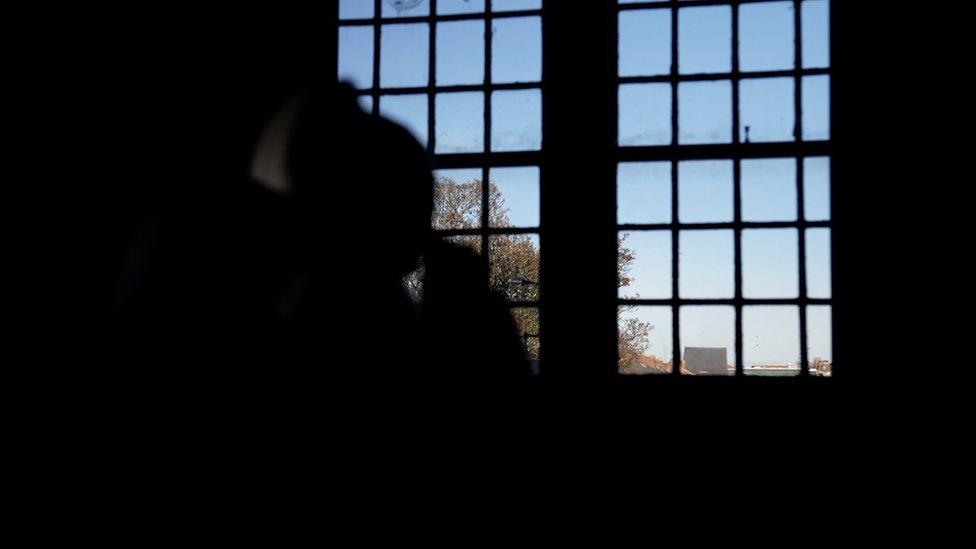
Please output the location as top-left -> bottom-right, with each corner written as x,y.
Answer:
743,306 -> 800,375
489,234 -> 540,302
741,158 -> 797,222
680,306 -> 734,376
679,230 -> 734,298
618,306 -> 672,375
802,0 -> 830,69
740,77 -> 794,143
379,94 -> 428,146
679,6 -> 731,74
358,95 -> 373,113
489,166 -> 539,228
338,26 -> 374,89
382,0 -> 430,18
492,17 -> 542,83
512,307 -> 540,362
806,228 -> 831,299
802,75 -> 830,140
619,9 -> 671,77
619,231 -> 672,299
617,161 -> 671,224
433,168 -> 482,229
679,160 -> 733,223
435,92 -> 484,153
438,0 -> 485,15
807,305 -> 832,376
437,20 -> 485,86
739,1 -> 795,72
803,157 -> 831,221
679,81 -> 732,144
380,23 -> 429,88
491,89 -> 542,151
742,228 -> 799,298
493,0 -> 541,11
619,83 -> 671,146
340,0 -> 374,19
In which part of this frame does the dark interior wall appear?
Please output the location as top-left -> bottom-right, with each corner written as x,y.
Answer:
828,2 -> 963,429
831,3 -> 940,378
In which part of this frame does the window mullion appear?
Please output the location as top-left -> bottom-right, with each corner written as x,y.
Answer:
539,0 -> 618,379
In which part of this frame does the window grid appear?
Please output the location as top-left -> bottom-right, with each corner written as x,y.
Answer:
338,0 -> 543,350
338,0 -> 833,377
616,0 -> 832,377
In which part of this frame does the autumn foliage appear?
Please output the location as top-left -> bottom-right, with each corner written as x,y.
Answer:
408,175 -> 653,365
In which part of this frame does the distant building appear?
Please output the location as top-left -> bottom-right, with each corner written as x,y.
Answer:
622,349 -> 822,377
619,355 -> 672,375
745,363 -> 799,376
683,347 -> 730,376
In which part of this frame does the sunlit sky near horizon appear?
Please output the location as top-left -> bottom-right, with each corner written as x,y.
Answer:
338,0 -> 832,367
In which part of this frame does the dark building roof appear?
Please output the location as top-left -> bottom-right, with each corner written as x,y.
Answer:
683,347 -> 728,376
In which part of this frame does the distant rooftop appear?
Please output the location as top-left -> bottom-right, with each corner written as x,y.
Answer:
745,363 -> 799,377
684,347 -> 728,376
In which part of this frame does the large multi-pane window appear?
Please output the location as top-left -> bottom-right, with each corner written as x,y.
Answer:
338,0 -> 544,362
616,0 -> 832,376
337,0 -> 833,378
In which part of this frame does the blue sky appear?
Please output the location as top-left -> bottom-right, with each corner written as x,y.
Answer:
338,1 -> 542,152
339,0 -> 831,366
619,156 -> 832,366
618,1 -> 830,146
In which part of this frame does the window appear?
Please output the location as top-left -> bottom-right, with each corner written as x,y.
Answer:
338,0 -> 544,363
336,0 -> 834,379
617,0 -> 832,377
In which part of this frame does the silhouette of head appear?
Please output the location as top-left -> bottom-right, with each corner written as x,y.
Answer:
286,83 -> 434,278
154,17 -> 434,286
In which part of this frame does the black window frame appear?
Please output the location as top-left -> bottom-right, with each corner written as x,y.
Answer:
331,0 -> 840,384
